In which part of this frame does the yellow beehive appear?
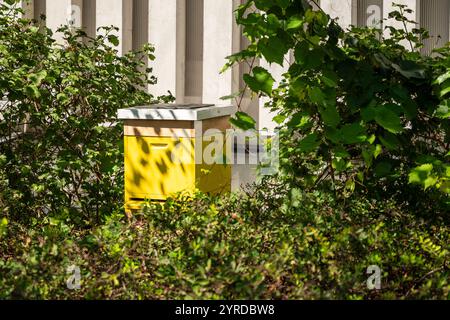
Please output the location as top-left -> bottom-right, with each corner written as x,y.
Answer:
117,104 -> 235,212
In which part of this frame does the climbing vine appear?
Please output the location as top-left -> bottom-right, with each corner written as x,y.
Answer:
226,0 -> 449,198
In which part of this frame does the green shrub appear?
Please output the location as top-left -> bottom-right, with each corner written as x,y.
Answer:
0,3 -> 170,225
1,186 -> 448,299
225,1 -> 449,199
0,1 -> 448,301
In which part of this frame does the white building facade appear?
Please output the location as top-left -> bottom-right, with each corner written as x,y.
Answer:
2,0 -> 450,130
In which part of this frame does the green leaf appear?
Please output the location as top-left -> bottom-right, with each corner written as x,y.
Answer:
243,67 -> 275,95
409,164 -> 438,190
108,35 -> 120,46
345,179 -> 356,194
294,41 -> 310,62
374,161 -> 392,177
325,127 -> 341,144
304,49 -> 325,69
286,16 -> 303,30
266,13 -> 281,31
220,91 -> 242,101
362,144 -> 383,167
253,0 -> 277,11
435,101 -> 450,119
28,70 -> 47,86
321,70 -> 338,88
0,155 -> 7,165
402,100 -> 418,120
316,99 -> 340,128
340,123 -> 367,144
222,50 -> 256,73
392,61 -> 426,79
298,133 -> 321,153
361,105 -> 377,122
273,114 -> 286,124
308,87 -> 325,105
24,85 -> 41,99
362,148 -> 373,167
379,132 -> 400,150
319,106 -> 340,128
367,134 -> 376,144
332,158 -> 352,172
229,112 -> 256,130
390,84 -> 409,102
287,112 -> 311,129
439,81 -> 450,98
57,92 -> 69,103
435,71 -> 450,85
258,36 -> 288,65
374,144 -> 383,159
333,147 -> 350,158
375,106 -> 403,134
276,0 -> 291,9
334,147 -> 350,158
236,1 -> 255,22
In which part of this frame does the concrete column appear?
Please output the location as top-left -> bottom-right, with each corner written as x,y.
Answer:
202,0 -> 237,105
321,0 -> 355,29
71,0 -> 82,28
44,0 -> 93,41
33,0 -> 45,23
132,0 -> 148,51
21,0 -> 34,19
148,0 -> 186,102
131,0 -> 149,82
185,0 -> 204,104
420,0 -> 449,55
82,0 -> 95,39
43,0 -> 83,43
45,0 -> 71,42
96,0 -> 133,55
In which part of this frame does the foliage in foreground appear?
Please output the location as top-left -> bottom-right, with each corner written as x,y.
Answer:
0,1 -> 448,301
0,3 -> 167,225
1,185 -> 448,299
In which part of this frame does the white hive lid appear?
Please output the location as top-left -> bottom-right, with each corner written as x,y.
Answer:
117,104 -> 236,121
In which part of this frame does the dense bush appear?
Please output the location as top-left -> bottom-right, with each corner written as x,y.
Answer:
0,185 -> 448,299
226,1 -> 449,200
0,3 -> 168,225
0,0 -> 448,301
